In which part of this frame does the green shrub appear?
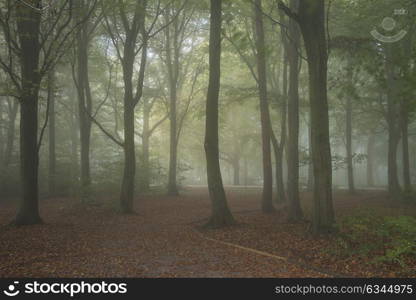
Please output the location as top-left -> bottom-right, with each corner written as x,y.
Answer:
335,211 -> 416,268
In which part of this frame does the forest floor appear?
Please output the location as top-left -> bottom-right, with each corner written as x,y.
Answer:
0,187 -> 415,278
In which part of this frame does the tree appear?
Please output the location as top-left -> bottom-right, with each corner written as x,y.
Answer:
73,0 -> 97,200
280,0 -> 334,233
253,0 -> 275,213
204,0 -> 234,228
14,0 -> 43,224
345,63 -> 355,194
285,0 -> 302,221
138,90 -> 168,191
47,68 -> 57,195
102,0 -> 148,213
384,45 -> 402,197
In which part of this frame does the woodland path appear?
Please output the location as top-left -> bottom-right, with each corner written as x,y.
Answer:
0,187 -> 329,277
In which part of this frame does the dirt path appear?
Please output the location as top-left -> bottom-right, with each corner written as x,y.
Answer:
0,187 -> 324,277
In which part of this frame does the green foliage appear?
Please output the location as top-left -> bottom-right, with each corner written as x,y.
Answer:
334,211 -> 416,269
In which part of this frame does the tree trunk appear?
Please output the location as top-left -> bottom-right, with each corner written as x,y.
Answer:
366,133 -> 375,187
14,0 -> 42,225
117,0 -> 147,213
120,100 -> 136,213
167,86 -> 179,195
76,1 -> 92,200
307,121 -> 314,191
346,92 -> 355,194
254,0 -> 274,213
48,69 -> 56,196
233,159 -> 240,186
204,0 -> 234,228
142,97 -> 151,191
286,0 -> 302,221
2,99 -> 18,170
297,0 -> 334,234
70,85 -> 79,195
270,74 -> 286,204
119,47 -> 136,213
165,9 -> 180,196
244,157 -> 248,186
385,46 -> 402,197
401,101 -> 411,193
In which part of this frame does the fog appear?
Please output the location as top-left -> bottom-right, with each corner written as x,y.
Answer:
0,0 -> 415,279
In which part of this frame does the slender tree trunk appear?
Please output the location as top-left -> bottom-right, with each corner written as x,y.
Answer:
287,0 -> 302,221
76,1 -> 92,200
346,93 -> 355,194
120,46 -> 136,213
367,133 -> 375,187
244,157 -> 248,186
204,0 -> 234,228
118,0 -> 147,213
401,101 -> 411,193
120,99 -> 136,213
233,159 -> 240,186
1,99 -> 18,195
142,97 -> 150,191
271,132 -> 286,203
167,83 -> 179,195
272,28 -> 288,204
3,99 -> 18,169
270,67 -> 287,204
307,121 -> 314,191
165,10 -> 180,196
278,55 -> 288,203
254,0 -> 274,213
297,0 -> 334,234
70,85 -> 79,194
385,46 -> 402,197
14,0 -> 42,225
48,69 -> 56,196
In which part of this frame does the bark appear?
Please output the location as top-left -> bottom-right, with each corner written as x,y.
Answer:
297,0 -> 334,234
164,7 -> 182,196
48,69 -> 56,195
385,46 -> 402,197
142,97 -> 151,191
204,0 -> 234,228
0,99 -> 18,195
119,1 -> 147,213
119,45 -> 136,213
272,22 -> 288,204
70,85 -> 79,194
14,0 -> 42,225
366,133 -> 375,187
167,96 -> 179,194
346,90 -> 355,194
286,0 -> 302,221
400,101 -> 411,193
120,98 -> 136,213
254,0 -> 275,213
233,159 -> 240,186
75,0 -> 92,200
244,157 -> 248,186
2,99 -> 18,170
307,121 -> 313,190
